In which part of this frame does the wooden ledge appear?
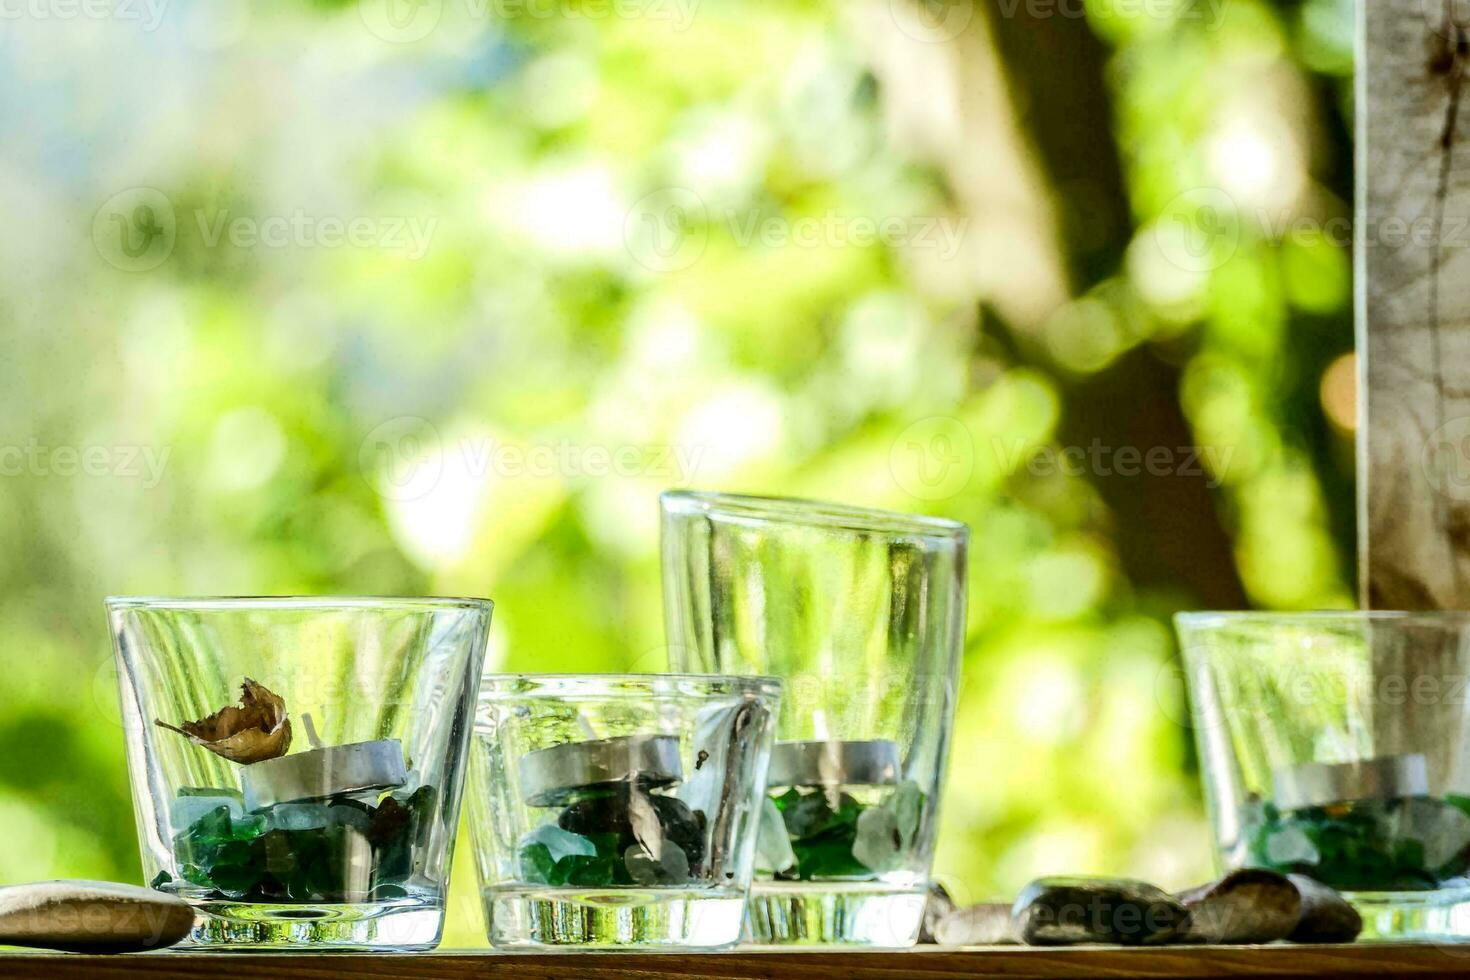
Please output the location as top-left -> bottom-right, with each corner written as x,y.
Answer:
5,943 -> 1470,980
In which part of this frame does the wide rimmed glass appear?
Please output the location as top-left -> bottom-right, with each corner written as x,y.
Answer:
109,595 -> 492,950
469,673 -> 781,949
1177,611 -> 1470,941
660,491 -> 967,947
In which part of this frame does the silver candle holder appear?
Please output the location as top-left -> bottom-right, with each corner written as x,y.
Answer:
1272,753 -> 1429,811
518,734 -> 682,807
767,739 -> 901,789
243,737 -> 408,809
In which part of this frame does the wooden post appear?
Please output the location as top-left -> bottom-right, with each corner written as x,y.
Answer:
1360,0 -> 1470,780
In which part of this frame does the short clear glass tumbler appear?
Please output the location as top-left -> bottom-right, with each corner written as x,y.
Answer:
660,491 -> 968,946
110,596 -> 492,950
469,673 -> 781,949
1178,611 -> 1470,941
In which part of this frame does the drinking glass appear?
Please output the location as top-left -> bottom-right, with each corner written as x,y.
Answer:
110,596 -> 492,949
469,673 -> 781,949
1178,611 -> 1470,940
660,491 -> 967,946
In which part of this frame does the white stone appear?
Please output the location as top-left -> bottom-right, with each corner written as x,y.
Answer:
0,880 -> 195,953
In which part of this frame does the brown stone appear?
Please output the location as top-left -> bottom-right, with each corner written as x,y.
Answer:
1176,869 -> 1301,944
1012,877 -> 1187,946
1287,874 -> 1362,944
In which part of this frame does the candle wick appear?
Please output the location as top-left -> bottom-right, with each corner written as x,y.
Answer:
302,712 -> 323,750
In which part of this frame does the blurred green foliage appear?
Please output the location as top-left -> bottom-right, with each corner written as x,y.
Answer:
0,0 -> 1353,946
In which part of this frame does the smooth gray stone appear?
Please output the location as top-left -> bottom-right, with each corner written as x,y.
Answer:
0,880 -> 194,953
1013,876 -> 1187,946
918,881 -> 957,943
933,902 -> 1019,945
1287,874 -> 1362,943
1176,869 -> 1301,944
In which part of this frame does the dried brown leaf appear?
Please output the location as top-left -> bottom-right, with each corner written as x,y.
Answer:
156,677 -> 292,764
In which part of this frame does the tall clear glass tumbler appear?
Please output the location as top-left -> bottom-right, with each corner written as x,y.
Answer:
110,596 -> 492,950
1177,612 -> 1470,941
469,674 -> 781,949
660,492 -> 968,946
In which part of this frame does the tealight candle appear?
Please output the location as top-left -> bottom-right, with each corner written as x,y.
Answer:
519,734 -> 682,807
766,739 -> 900,788
242,716 -> 407,809
1272,753 -> 1428,811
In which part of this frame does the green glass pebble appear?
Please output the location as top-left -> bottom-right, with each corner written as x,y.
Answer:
519,842 -> 559,884
166,783 -> 435,904
1241,794 -> 1470,892
772,782 -> 926,882
518,788 -> 709,888
561,852 -> 619,887
625,841 -> 690,885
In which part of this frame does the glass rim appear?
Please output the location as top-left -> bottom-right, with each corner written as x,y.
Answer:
478,671 -> 783,698
1175,610 -> 1470,628
659,489 -> 967,539
105,595 -> 494,613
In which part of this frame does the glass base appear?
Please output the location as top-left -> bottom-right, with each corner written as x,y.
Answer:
485,885 -> 746,949
181,897 -> 443,950
1346,888 -> 1470,941
744,880 -> 925,946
